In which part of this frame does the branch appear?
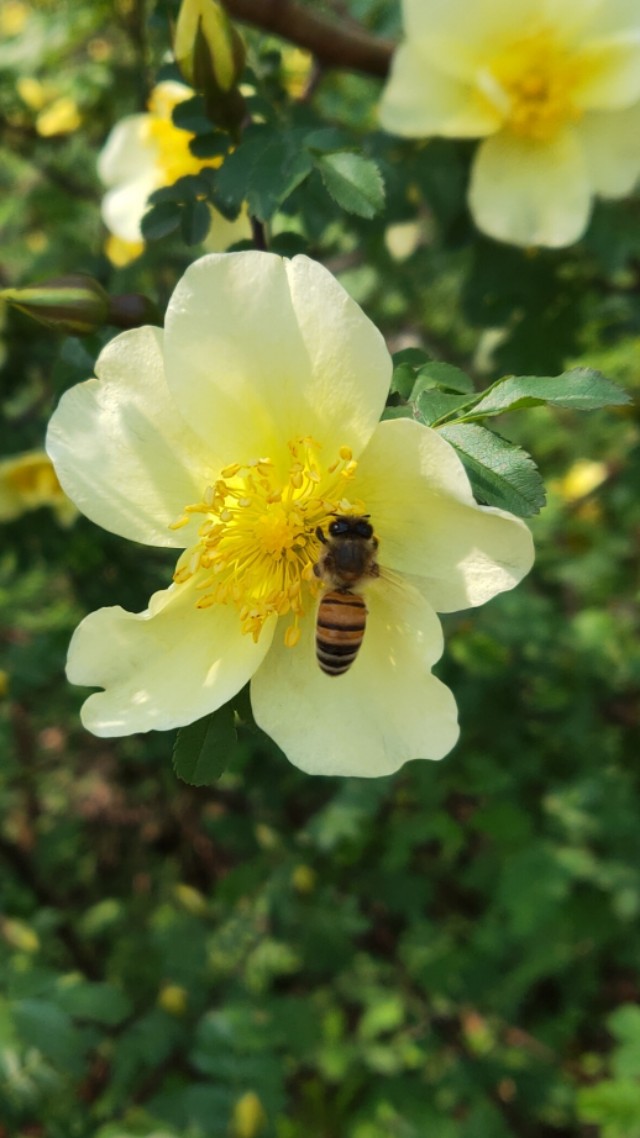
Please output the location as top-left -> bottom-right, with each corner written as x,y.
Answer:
222,0 -> 394,76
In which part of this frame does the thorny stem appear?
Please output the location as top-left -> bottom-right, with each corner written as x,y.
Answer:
221,0 -> 394,76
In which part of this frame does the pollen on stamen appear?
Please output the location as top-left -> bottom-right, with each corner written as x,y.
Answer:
169,438 -> 370,646
284,621 -> 301,648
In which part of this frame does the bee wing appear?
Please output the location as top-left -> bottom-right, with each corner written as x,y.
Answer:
374,564 -> 410,596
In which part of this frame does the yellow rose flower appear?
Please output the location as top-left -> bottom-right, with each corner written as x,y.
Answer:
0,450 -> 77,526
46,252 -> 533,777
97,80 -> 250,247
379,0 -> 640,247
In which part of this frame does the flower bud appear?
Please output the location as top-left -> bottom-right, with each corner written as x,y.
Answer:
174,0 -> 246,133
1,275 -> 160,336
107,292 -> 161,329
1,274 -> 109,336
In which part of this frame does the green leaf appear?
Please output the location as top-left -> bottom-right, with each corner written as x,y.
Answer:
390,362 -> 417,399
55,981 -> 132,1026
313,152 -> 385,219
381,404 -> 414,421
416,390 -> 472,426
214,126 -> 313,221
439,423 -> 546,517
173,703 -> 239,786
12,998 -> 85,1074
180,198 -> 212,245
304,127 -> 352,153
470,367 -> 630,418
148,175 -> 207,206
172,94 -> 212,134
247,135 -> 312,221
391,347 -> 431,369
189,132 -> 231,160
415,361 -> 475,394
141,200 -> 182,241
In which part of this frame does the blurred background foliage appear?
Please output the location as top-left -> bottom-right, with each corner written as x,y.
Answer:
1,0 -> 640,1136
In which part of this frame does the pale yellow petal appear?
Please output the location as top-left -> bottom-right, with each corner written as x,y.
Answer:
469,128 -> 592,247
46,326 -> 216,547
578,102 -> 640,196
580,0 -> 640,38
97,114 -> 153,187
163,252 -> 391,469
251,582 -> 458,777
575,37 -> 640,110
101,172 -> 159,242
68,580 -> 274,736
402,0 -> 541,65
379,43 -> 501,138
353,419 -> 534,613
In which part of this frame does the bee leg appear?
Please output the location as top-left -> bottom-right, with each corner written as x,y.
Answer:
315,526 -> 327,544
369,563 -> 381,578
313,563 -> 322,578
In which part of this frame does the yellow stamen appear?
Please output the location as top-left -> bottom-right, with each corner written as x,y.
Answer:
143,86 -> 222,183
170,438 -> 367,647
480,26 -> 591,141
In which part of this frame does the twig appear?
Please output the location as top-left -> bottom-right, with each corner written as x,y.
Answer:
222,0 -> 394,76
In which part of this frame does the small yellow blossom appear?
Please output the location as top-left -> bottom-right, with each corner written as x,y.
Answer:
555,459 -> 608,502
98,80 -> 250,247
173,882 -> 207,915
36,95 -> 82,137
157,983 -> 188,1016
232,1091 -> 267,1138
17,77 -> 47,111
1,918 -> 40,954
380,0 -> 640,247
292,865 -> 317,895
104,234 -> 145,268
281,46 -> 313,99
0,450 -> 77,526
25,230 -> 49,255
0,0 -> 29,36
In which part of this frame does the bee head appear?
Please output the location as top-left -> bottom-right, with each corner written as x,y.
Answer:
328,515 -> 373,540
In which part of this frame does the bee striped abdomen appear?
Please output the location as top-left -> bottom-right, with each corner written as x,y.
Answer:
316,590 -> 367,676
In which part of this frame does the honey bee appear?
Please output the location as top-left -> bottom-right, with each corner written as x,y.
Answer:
313,515 -> 380,676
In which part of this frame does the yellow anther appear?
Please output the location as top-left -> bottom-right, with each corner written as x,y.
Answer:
285,621 -> 301,648
168,515 -> 190,530
196,593 -> 217,608
170,438 -> 370,647
220,462 -> 241,478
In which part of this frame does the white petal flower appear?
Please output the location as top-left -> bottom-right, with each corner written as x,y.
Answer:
46,252 -> 534,777
379,0 -> 640,247
97,80 -> 251,246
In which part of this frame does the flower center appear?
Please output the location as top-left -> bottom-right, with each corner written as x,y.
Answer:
143,86 -> 221,184
170,438 -> 364,648
479,27 -> 587,141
